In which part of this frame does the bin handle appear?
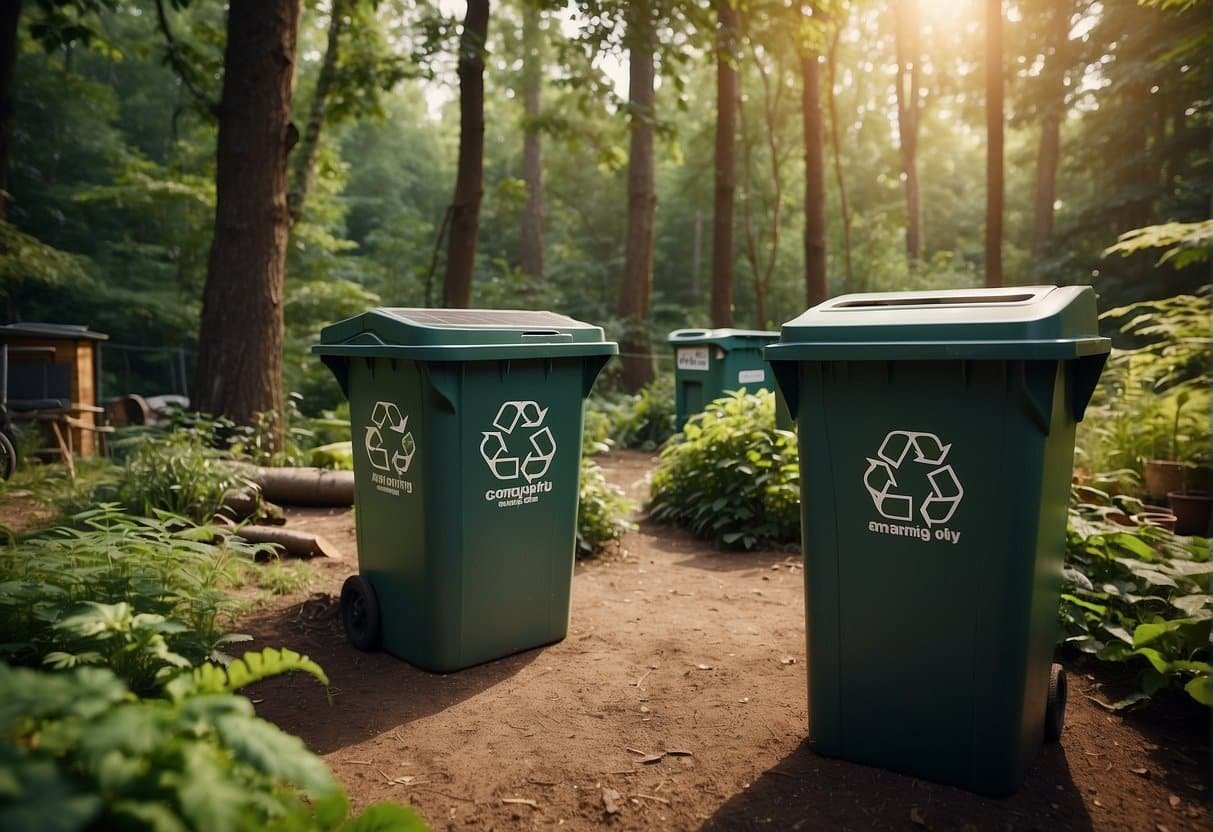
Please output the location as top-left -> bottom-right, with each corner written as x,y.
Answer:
521,331 -> 573,343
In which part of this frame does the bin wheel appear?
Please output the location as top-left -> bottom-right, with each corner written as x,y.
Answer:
0,431 -> 14,481
340,575 -> 381,652
1045,663 -> 1067,743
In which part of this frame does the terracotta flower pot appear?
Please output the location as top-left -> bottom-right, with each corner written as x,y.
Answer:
1144,460 -> 1186,501
1167,491 -> 1212,537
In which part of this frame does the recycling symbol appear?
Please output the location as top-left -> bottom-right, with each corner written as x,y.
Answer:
365,400 -> 416,476
863,430 -> 964,526
479,400 -> 556,482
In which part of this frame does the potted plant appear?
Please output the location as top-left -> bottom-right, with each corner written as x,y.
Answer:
1144,391 -> 1190,501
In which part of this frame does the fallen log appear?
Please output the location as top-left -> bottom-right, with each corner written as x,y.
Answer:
248,466 -> 355,507
235,525 -> 343,560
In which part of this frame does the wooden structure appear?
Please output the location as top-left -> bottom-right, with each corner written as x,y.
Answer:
0,323 -> 110,471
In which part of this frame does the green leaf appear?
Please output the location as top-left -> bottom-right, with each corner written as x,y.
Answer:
212,714 -> 337,795
1184,674 -> 1212,706
342,803 -> 430,832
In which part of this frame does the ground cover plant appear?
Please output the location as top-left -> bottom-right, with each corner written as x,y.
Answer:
648,389 -> 799,550
1062,487 -> 1211,708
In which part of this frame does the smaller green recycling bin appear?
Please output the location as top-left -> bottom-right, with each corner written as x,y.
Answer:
668,329 -> 780,429
765,286 -> 1110,795
314,308 -> 617,672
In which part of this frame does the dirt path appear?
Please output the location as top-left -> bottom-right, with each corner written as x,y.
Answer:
244,450 -> 1210,831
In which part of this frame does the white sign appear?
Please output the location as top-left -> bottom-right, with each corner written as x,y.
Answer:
480,400 -> 556,507
738,369 -> 765,385
676,346 -> 710,371
863,430 -> 964,545
364,400 -> 416,496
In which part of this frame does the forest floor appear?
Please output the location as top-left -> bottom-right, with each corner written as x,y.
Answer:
233,450 -> 1208,831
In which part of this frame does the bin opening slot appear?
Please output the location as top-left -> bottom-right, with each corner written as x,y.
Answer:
521,331 -> 573,342
671,330 -> 710,338
831,293 -> 1038,309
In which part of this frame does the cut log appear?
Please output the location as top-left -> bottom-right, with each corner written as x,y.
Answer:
249,466 -> 354,506
235,525 -> 343,560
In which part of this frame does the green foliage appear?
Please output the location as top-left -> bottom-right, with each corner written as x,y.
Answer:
1062,487 -> 1211,708
576,458 -> 633,557
0,507 -> 258,693
0,662 -> 429,832
1078,288 -> 1211,477
586,375 -> 678,452
1104,220 -> 1213,270
648,390 -> 799,550
110,431 -> 250,524
255,559 -> 316,597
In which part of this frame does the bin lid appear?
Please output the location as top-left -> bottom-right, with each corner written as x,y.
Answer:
667,328 -> 779,348
764,286 -> 1111,361
312,308 -> 618,361
0,323 -> 108,342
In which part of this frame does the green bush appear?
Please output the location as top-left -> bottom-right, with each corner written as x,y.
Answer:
577,459 -> 633,556
1062,485 -> 1211,708
1078,288 -> 1211,481
648,390 -> 799,550
586,375 -> 677,452
110,432 -> 249,524
0,653 -> 428,832
0,507 -> 261,693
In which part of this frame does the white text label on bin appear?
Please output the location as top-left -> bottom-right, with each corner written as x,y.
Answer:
677,347 -> 710,371
738,369 -> 765,385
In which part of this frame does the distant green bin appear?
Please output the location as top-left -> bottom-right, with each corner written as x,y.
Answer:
314,308 -> 617,672
668,329 -> 780,429
765,286 -> 1110,795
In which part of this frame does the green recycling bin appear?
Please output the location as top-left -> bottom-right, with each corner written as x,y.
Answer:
314,308 -> 617,672
668,329 -> 780,429
765,286 -> 1110,795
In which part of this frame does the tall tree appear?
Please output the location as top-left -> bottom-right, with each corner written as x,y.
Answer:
519,0 -> 544,280
442,0 -> 490,308
985,0 -> 1003,287
617,0 -> 657,391
801,7 -> 826,307
893,0 -> 922,266
0,1 -> 19,223
192,0 -> 302,438
825,18 -> 854,292
288,0 -> 347,226
710,0 -> 738,327
1031,0 -> 1072,269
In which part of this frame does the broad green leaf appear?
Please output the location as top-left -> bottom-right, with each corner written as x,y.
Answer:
212,714 -> 336,795
1184,675 -> 1212,706
342,803 -> 430,832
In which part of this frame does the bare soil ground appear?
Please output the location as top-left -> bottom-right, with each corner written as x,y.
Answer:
240,450 -> 1209,831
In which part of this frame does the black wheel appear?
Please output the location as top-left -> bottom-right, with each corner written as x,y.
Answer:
1045,663 -> 1067,743
340,574 -> 381,652
0,430 -> 15,481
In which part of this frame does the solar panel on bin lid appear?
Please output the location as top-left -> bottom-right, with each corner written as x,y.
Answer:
380,309 -> 583,328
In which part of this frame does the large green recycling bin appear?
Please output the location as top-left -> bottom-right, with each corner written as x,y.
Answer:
668,329 -> 779,429
765,286 -> 1110,795
314,308 -> 617,672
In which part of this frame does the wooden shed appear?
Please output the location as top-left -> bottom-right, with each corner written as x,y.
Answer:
0,323 -> 109,459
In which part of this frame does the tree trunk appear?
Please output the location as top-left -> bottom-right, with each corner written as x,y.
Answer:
802,38 -> 827,307
617,0 -> 656,392
442,0 -> 490,308
288,0 -> 346,226
192,0 -> 302,444
519,0 -> 544,280
826,23 -> 854,294
894,0 -> 922,266
0,0 -> 21,223
1031,0 -> 1070,269
710,0 -> 738,328
985,0 -> 1004,288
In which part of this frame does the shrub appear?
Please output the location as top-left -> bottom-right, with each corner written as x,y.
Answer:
648,389 -> 799,550
577,459 -> 633,556
0,507 -> 261,693
586,375 -> 677,452
1062,485 -> 1211,708
0,654 -> 428,832
109,432 -> 249,524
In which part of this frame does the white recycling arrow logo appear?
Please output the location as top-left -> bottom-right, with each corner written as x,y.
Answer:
480,400 -> 556,482
863,430 -> 963,526
365,400 -> 416,476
